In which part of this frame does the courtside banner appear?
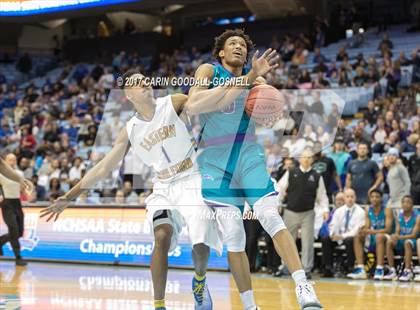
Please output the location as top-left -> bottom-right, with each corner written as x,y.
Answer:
0,207 -> 228,270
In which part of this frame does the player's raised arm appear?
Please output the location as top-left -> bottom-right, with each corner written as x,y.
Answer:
40,128 -> 130,221
185,49 -> 279,115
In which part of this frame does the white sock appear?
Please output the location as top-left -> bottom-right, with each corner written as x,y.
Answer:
291,270 -> 307,285
356,264 -> 364,269
240,290 -> 256,309
376,265 -> 383,269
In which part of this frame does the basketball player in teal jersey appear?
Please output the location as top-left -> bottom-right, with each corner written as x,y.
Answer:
384,195 -> 419,281
186,29 -> 323,310
347,189 -> 394,280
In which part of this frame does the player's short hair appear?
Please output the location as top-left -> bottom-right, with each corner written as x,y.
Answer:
212,29 -> 254,63
118,69 -> 140,90
369,188 -> 383,196
401,195 -> 414,203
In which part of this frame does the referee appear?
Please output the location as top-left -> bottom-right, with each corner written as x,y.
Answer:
0,153 -> 33,266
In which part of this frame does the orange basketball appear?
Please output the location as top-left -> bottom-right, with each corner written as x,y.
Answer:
245,84 -> 284,125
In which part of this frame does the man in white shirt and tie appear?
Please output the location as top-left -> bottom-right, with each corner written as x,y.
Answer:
321,188 -> 365,276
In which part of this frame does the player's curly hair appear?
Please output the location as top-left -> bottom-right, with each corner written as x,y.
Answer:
212,29 -> 254,64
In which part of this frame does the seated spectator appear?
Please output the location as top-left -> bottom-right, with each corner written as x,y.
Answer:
325,103 -> 340,131
303,124 -> 317,142
291,47 -> 307,65
363,101 -> 380,127
312,48 -> 327,64
352,66 -> 367,86
318,191 -> 345,276
283,129 -> 306,157
398,51 -> 410,66
69,157 -> 85,181
351,124 -> 372,145
298,70 -> 311,84
384,196 -> 419,281
316,126 -> 330,147
74,94 -> 89,118
76,191 -> 96,204
29,175 -> 46,202
20,126 -> 36,156
1,91 -> 17,113
48,177 -> 64,200
279,35 -> 295,62
272,156 -> 296,181
123,181 -> 139,204
19,157 -> 33,179
399,121 -> 411,145
336,46 -> 348,62
98,67 -> 115,91
335,120 -> 352,145
347,190 -> 393,280
326,61 -> 338,78
372,117 -> 389,153
113,189 -> 125,204
338,69 -> 351,87
266,144 -> 282,174
49,159 -> 61,179
320,191 -> 345,232
321,189 -> 365,277
313,61 -> 329,74
309,91 -> 325,116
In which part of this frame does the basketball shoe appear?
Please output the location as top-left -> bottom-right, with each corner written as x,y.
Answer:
192,275 -> 212,310
295,281 -> 323,309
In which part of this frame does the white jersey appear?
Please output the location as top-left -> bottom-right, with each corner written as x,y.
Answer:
126,95 -> 198,182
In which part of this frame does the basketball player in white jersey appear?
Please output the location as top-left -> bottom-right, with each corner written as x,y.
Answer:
40,70 -> 222,310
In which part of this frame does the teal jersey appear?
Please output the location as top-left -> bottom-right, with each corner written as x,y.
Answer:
398,210 -> 418,236
199,64 -> 254,146
368,206 -> 386,230
196,63 -> 276,209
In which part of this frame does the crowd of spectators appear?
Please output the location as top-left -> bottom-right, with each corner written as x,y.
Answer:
0,28 -> 419,208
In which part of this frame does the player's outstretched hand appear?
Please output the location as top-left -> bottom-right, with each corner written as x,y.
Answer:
20,179 -> 34,195
40,196 -> 71,222
251,48 -> 279,77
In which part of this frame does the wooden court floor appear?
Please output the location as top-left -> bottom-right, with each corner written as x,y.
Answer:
0,261 -> 419,310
